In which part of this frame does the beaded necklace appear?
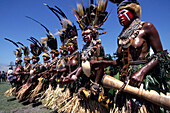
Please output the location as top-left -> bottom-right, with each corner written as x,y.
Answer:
118,18 -> 144,49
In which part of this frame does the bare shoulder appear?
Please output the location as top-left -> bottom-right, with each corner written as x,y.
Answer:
142,22 -> 158,36
143,22 -> 155,30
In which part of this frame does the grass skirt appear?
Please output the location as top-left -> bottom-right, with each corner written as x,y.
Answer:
4,87 -> 17,97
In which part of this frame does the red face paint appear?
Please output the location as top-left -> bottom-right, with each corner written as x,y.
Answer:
51,53 -> 55,59
82,33 -> 92,43
60,49 -> 67,56
43,56 -> 47,61
67,45 -> 75,52
118,9 -> 134,26
32,59 -> 37,64
60,49 -> 64,54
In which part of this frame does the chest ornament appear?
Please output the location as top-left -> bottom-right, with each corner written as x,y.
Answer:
118,19 -> 144,49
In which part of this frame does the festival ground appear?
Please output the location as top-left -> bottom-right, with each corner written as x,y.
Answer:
0,81 -> 53,113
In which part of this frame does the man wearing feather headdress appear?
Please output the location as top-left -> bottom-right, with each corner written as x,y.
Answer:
70,0 -> 108,95
56,0 -> 116,110
4,38 -> 24,90
28,40 -> 50,102
15,43 -> 32,100
36,40 -> 51,93
39,41 -> 50,75
17,43 -> 32,84
44,4 -> 72,82
90,0 -> 170,112
13,53 -> 24,91
23,56 -> 31,84
17,37 -> 42,101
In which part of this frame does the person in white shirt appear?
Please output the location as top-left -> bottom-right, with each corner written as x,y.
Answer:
7,67 -> 14,86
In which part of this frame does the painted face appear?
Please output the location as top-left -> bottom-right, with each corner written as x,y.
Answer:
67,45 -> 75,52
43,56 -> 47,61
50,53 -> 55,59
24,60 -> 28,63
82,29 -> 92,43
32,59 -> 37,64
83,33 -> 91,43
60,49 -> 67,56
118,9 -> 134,26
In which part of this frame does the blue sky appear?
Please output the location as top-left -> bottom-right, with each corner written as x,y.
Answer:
0,0 -> 170,66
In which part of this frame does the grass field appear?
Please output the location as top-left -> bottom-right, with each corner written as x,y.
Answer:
0,81 -> 53,113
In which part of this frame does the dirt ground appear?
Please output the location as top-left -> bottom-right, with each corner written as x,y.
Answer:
0,81 -> 54,113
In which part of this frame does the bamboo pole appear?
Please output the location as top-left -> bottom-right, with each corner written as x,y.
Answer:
102,75 -> 170,110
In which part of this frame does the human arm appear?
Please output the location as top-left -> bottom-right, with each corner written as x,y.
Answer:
130,22 -> 163,87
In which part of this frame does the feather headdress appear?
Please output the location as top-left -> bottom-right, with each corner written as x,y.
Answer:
4,38 -> 22,61
40,39 -> 50,58
17,42 -> 30,60
109,0 -> 124,3
73,0 -> 109,30
44,4 -> 78,49
27,37 -> 42,60
109,0 -> 141,19
26,16 -> 59,55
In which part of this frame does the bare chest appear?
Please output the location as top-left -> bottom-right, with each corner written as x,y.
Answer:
118,30 -> 149,60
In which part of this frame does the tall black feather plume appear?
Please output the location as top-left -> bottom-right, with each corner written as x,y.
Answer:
27,38 -> 36,44
4,38 -> 19,47
17,42 -> 24,47
46,35 -> 58,50
73,0 -> 108,30
26,16 -> 50,34
109,0 -> 124,3
44,3 -> 69,27
54,5 -> 67,19
4,38 -> 22,59
91,0 -> 94,4
28,37 -> 42,56
44,3 -> 62,22
30,37 -> 42,47
26,15 -> 58,50
45,4 -> 78,46
17,42 -> 30,58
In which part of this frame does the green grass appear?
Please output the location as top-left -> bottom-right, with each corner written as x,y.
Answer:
0,82 -> 53,113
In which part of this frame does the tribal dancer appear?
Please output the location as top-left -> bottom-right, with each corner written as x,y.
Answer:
55,0 -> 112,112
40,39 -> 68,110
4,38 -> 23,97
39,4 -> 70,110
26,16 -> 59,88
16,37 -> 42,101
29,39 -> 50,102
72,0 -> 107,96
17,42 -> 31,84
13,52 -> 24,91
48,36 -> 59,89
16,43 -> 32,100
91,0 -> 170,112
4,38 -> 24,89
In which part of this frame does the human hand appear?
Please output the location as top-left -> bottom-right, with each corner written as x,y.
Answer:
130,71 -> 144,87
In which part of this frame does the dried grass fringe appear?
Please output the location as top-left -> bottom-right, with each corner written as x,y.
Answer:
41,84 -> 71,110
29,79 -> 43,102
16,83 -> 31,100
4,87 -> 16,97
58,94 -> 109,113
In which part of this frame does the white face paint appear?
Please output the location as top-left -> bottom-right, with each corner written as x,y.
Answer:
118,9 -> 131,21
118,9 -> 134,26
